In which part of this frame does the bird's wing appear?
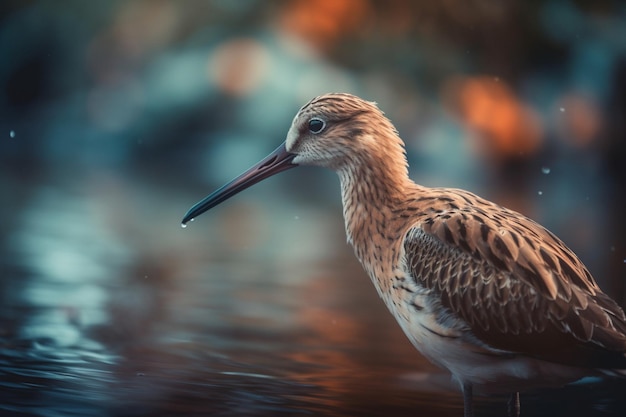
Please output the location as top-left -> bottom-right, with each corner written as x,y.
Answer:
402,197 -> 626,367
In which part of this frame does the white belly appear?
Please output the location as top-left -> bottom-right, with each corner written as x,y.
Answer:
379,280 -> 592,394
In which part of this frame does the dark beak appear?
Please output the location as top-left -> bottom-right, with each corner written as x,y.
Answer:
182,142 -> 297,225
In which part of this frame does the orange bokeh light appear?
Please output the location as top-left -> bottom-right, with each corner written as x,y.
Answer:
278,0 -> 372,51
556,94 -> 602,148
207,38 -> 271,96
443,76 -> 543,159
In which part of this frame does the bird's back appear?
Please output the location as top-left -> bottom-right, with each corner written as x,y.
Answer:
376,185 -> 626,389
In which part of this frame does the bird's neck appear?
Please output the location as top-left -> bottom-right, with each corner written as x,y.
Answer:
337,158 -> 415,273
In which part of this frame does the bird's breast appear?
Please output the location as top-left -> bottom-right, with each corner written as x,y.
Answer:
361,258 -> 597,392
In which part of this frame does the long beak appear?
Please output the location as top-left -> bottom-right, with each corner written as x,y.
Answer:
182,142 -> 297,225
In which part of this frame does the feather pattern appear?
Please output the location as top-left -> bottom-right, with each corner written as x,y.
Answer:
400,189 -> 626,367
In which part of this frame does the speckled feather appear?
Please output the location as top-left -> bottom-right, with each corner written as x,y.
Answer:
402,190 -> 626,368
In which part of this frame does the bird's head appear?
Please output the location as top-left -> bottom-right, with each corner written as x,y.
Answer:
182,93 -> 407,225
285,93 -> 402,170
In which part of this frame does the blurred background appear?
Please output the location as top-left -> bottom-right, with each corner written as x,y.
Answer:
1,1 -> 625,416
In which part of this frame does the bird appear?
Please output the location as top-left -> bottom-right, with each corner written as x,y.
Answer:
182,93 -> 626,417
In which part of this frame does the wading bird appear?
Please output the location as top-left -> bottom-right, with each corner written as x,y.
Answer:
182,93 -> 626,417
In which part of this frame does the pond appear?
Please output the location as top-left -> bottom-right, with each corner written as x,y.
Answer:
1,173 -> 625,417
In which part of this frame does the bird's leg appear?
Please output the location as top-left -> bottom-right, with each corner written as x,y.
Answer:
507,392 -> 520,417
462,382 -> 474,417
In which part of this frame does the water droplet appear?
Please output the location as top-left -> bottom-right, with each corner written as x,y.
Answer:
537,191 -> 543,196
541,167 -> 551,175
9,130 -> 15,138
181,223 -> 187,228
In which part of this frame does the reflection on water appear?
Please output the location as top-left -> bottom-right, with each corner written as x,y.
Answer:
1,174 -> 626,417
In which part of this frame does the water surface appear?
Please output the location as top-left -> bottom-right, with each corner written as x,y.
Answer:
1,174 -> 625,417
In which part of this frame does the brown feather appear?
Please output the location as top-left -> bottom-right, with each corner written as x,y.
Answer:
403,192 -> 626,366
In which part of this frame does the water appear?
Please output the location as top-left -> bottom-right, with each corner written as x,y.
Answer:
1,174 -> 625,417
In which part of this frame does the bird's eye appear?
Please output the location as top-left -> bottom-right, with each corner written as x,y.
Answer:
308,118 -> 325,134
